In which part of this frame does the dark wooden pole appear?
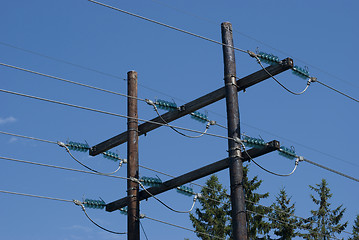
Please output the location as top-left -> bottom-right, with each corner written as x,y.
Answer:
127,71 -> 140,240
221,22 -> 247,240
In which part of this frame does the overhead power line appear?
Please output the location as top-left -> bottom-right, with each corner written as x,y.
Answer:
148,0 -> 359,90
0,189 -> 73,203
87,0 -> 248,54
302,157 -> 359,183
0,156 -> 127,180
0,88 -> 239,142
316,80 -> 359,103
0,62 -> 146,102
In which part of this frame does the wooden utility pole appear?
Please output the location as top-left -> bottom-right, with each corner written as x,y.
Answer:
127,71 -> 140,240
221,22 -> 247,240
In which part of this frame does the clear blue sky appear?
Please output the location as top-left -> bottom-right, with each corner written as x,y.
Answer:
1,0 -> 358,239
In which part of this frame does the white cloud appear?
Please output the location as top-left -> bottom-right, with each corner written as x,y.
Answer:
9,137 -> 18,143
0,116 -> 17,125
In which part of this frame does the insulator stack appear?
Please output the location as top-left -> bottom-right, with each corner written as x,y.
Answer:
257,52 -> 280,65
155,99 -> 177,111
292,65 -> 310,79
279,146 -> 297,160
67,141 -> 90,152
243,135 -> 266,148
140,176 -> 162,187
177,185 -> 195,196
102,150 -> 121,161
120,206 -> 128,215
190,111 -> 208,123
83,198 -> 106,209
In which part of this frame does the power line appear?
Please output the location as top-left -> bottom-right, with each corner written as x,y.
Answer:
316,80 -> 359,103
0,130 -> 57,145
0,62 -> 146,102
0,41 -> 185,102
0,156 -> 127,180
148,0 -> 359,90
0,189 -> 73,203
302,157 -> 359,183
1,44 -> 355,168
87,0 -> 248,54
142,215 -> 225,240
0,88 -> 239,142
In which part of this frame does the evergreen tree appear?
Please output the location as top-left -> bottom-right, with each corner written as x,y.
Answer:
269,188 -> 298,239
190,165 -> 270,240
189,175 -> 231,240
301,179 -> 347,239
242,165 -> 271,240
348,215 -> 359,240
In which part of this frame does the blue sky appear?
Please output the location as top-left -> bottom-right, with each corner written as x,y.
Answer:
1,0 -> 358,239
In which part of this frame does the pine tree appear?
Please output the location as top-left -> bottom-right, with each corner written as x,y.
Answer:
301,179 -> 347,239
190,165 -> 270,240
269,187 -> 298,239
243,165 -> 271,240
348,215 -> 359,240
189,174 -> 231,240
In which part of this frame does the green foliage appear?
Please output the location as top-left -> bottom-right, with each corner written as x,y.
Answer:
349,215 -> 359,240
189,175 -> 231,240
242,165 -> 271,240
301,179 -> 347,239
269,188 -> 298,239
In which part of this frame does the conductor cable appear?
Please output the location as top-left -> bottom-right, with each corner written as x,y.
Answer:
57,141 -> 123,175
132,177 -> 198,214
73,200 -> 126,235
146,99 -> 212,138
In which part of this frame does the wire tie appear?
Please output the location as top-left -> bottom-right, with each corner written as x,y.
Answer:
247,50 -> 257,58
57,141 -> 67,148
145,99 -> 154,106
139,214 -> 146,219
209,120 -> 216,125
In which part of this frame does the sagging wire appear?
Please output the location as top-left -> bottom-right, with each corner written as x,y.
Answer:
132,177 -> 199,214
236,136 -> 301,177
247,50 -> 314,95
57,141 -> 123,175
145,99 -> 213,139
73,200 -> 126,235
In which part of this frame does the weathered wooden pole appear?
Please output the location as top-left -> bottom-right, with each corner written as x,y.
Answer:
127,71 -> 140,240
221,22 -> 247,240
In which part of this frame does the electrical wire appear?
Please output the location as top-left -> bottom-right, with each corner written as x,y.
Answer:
0,88 -> 238,142
133,178 -> 198,214
0,189 -> 73,203
0,41 -> 186,103
57,141 -> 123,175
146,99 -> 211,138
302,157 -> 359,183
0,62 -> 146,102
146,0 -> 359,91
250,157 -> 299,177
252,54 -> 312,95
246,210 -> 342,240
73,200 -> 126,235
142,215 -> 225,240
87,0 -> 248,54
0,156 -> 127,180
139,220 -> 150,240
0,130 -> 57,144
316,80 -> 359,103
